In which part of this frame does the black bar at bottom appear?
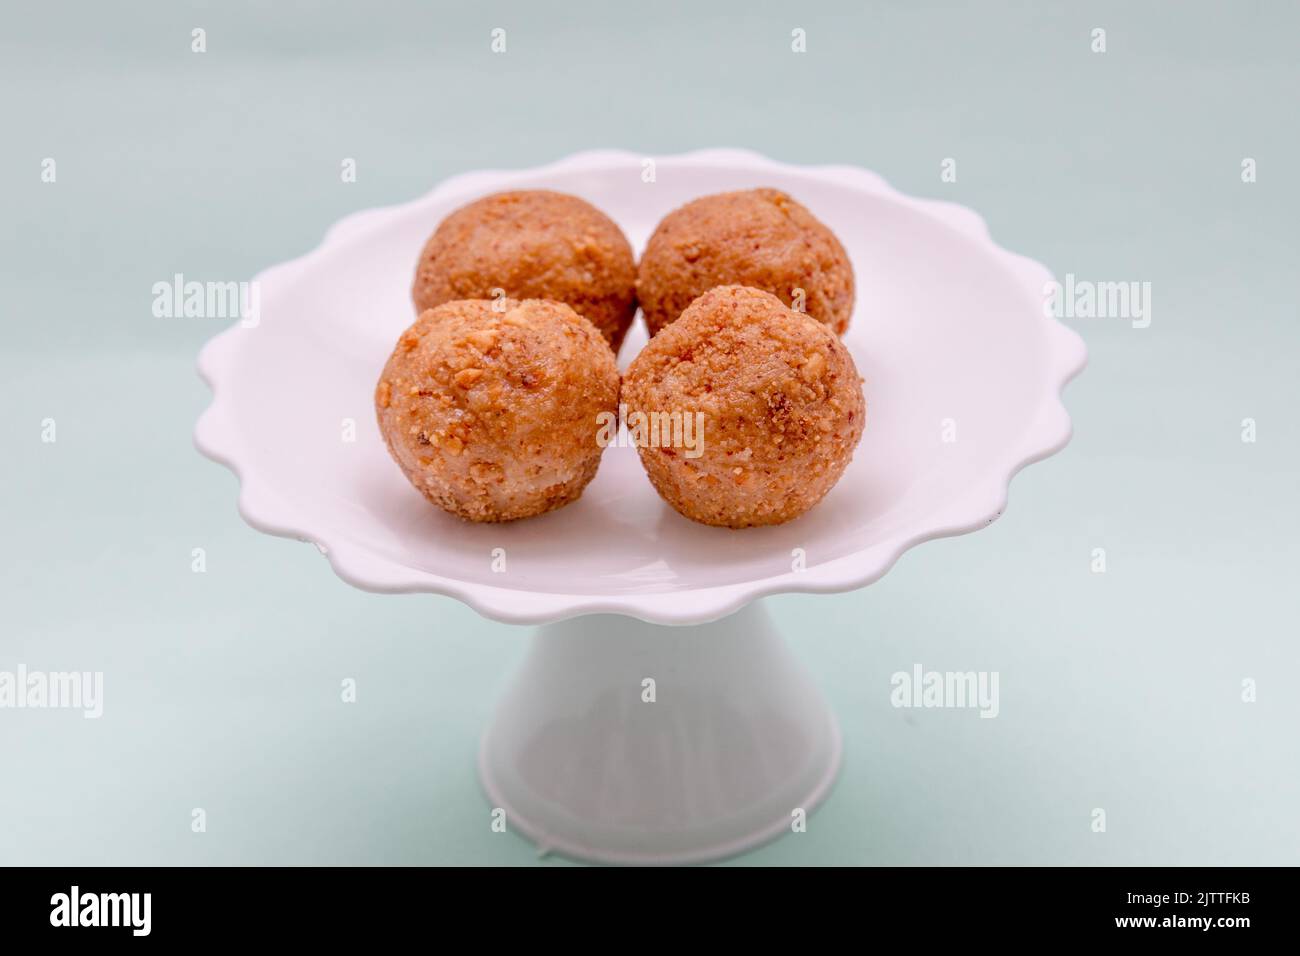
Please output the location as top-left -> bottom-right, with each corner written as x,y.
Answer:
0,866 -> 1283,940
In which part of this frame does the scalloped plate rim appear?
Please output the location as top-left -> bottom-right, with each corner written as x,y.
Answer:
194,148 -> 1086,626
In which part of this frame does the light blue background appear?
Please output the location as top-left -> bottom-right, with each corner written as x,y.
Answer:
2,1 -> 1297,865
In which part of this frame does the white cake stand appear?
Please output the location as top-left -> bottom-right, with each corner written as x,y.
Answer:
194,149 -> 1085,865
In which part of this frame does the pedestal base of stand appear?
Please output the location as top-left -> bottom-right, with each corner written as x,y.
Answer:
478,603 -> 840,865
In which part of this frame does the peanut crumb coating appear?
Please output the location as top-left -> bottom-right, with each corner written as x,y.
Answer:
622,285 -> 864,528
636,188 -> 855,337
377,299 -> 620,522
412,190 -> 638,352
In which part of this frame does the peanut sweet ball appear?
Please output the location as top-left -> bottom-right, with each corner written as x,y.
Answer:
622,286 -> 864,528
412,190 -> 638,352
636,188 -> 855,337
376,299 -> 620,522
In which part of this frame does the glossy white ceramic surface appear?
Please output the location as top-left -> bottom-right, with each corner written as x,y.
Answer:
479,604 -> 839,865
195,148 -> 1085,625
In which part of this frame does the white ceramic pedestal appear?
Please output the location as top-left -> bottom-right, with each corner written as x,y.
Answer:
194,150 -> 1086,866
478,602 -> 840,865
